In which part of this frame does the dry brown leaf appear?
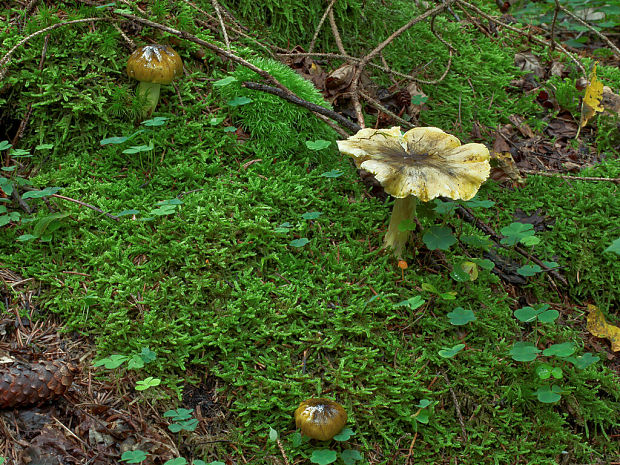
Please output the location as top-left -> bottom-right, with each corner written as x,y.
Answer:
514,52 -> 544,78
577,63 -> 604,134
490,151 -> 524,185
586,304 -> 620,352
602,86 -> 620,116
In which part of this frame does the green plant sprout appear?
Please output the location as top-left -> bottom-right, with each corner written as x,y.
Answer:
447,307 -> 477,326
164,408 -> 199,433
121,450 -> 148,463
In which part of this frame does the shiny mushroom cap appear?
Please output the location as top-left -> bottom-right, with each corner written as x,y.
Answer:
337,126 -> 491,202
294,398 -> 347,441
126,45 -> 183,84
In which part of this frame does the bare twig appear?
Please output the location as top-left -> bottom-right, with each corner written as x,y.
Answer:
309,0 -> 339,53
241,81 -> 360,133
211,0 -> 231,50
455,0 -> 586,76
359,90 -> 414,129
113,23 -> 135,49
520,170 -> 620,183
557,4 -> 620,57
442,371 -> 468,442
49,194 -> 120,221
276,439 -> 291,465
328,7 -> 347,56
550,0 -> 560,52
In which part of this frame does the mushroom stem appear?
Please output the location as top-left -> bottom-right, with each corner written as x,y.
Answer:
383,196 -> 417,257
136,81 -> 162,116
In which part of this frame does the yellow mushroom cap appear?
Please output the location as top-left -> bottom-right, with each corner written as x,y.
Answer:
294,398 -> 347,441
126,45 -> 183,84
337,126 -> 491,202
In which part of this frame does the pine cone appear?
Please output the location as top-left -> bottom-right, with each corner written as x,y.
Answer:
0,360 -> 76,409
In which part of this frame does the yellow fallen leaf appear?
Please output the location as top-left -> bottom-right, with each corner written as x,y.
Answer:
577,63 -> 604,136
586,304 -> 620,352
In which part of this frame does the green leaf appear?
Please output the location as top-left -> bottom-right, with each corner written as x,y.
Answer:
169,418 -> 199,432
537,309 -> 559,323
213,76 -> 236,87
395,295 -> 425,310
164,459 -> 187,465
397,219 -> 416,232
205,462 -> 225,465
135,377 -> 161,391
410,95 -> 428,105
447,307 -> 476,326
121,450 -> 148,463
604,238 -> 620,255
100,136 -> 129,145
122,143 -> 154,154
0,141 -> 12,151
500,222 -> 535,246
116,209 -> 140,217
164,408 -> 194,421
340,449 -> 363,465
438,343 -> 465,358
127,354 -> 145,370
301,211 -> 322,220
514,306 -> 539,323
310,450 -> 338,465
10,149 -> 30,158
290,238 -> 310,247
423,226 -> 456,250
305,140 -> 331,150
416,399 -> 433,409
320,169 -> 343,178
209,116 -> 226,126
509,342 -> 540,362
17,234 -> 37,242
332,427 -> 354,441
568,352 -> 599,369
519,235 -> 541,246
536,363 -> 553,380
223,126 -> 237,133
433,199 -> 457,215
550,367 -> 563,379
227,96 -> 252,107
543,342 -> 575,358
268,427 -> 278,441
472,258 -> 495,270
22,187 -> 61,199
516,264 -> 542,277
534,385 -> 563,403
93,354 -> 129,369
157,198 -> 184,206
142,116 -> 169,127
140,347 -> 157,364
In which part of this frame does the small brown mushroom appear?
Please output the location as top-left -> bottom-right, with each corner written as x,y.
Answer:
294,398 -> 347,441
126,44 -> 183,117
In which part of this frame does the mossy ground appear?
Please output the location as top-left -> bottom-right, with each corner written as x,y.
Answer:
1,1 -> 619,464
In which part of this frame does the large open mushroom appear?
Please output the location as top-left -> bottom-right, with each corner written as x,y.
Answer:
126,44 -> 183,117
338,126 -> 490,257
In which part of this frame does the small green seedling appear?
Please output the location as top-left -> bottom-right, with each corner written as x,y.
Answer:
395,295 -> 425,310
516,264 -> 542,277
514,304 -> 559,323
423,226 -> 457,251
306,140 -> 331,151
509,342 -> 541,362
447,307 -> 477,326
121,450 -> 148,463
135,377 -> 161,391
438,344 -> 465,358
164,408 -> 199,433
290,238 -> 310,247
534,385 -> 564,403
500,222 -> 536,246
421,283 -> 457,300
414,399 -> 437,424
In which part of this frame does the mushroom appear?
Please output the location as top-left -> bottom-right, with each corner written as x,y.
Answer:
294,398 -> 347,441
126,44 -> 183,117
338,126 -> 490,257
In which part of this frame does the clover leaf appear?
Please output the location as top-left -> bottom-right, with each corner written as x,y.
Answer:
447,307 -> 477,326
423,226 -> 457,250
438,343 -> 465,358
509,342 -> 540,362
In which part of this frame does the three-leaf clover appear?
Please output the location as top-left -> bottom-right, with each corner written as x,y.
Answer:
514,304 -> 559,323
447,307 -> 476,326
310,449 -> 338,465
423,226 -> 457,251
121,450 -> 148,463
135,377 -> 161,391
500,222 -> 536,246
534,385 -> 563,403
509,342 -> 541,362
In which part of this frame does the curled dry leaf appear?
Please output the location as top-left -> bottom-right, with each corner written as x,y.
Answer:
514,52 -> 544,79
586,304 -> 620,352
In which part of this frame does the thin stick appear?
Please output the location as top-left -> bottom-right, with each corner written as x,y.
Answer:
328,7 -> 347,56
211,0 -> 231,50
557,4 -> 620,57
359,90 -> 414,129
276,439 -> 291,465
443,372 -> 468,442
242,81 -> 361,133
309,0 -> 338,53
520,170 -> 620,183
455,0 -> 585,76
49,194 -> 120,221
0,17 -> 108,80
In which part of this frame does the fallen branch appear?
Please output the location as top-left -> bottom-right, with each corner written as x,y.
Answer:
242,81 -> 360,133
